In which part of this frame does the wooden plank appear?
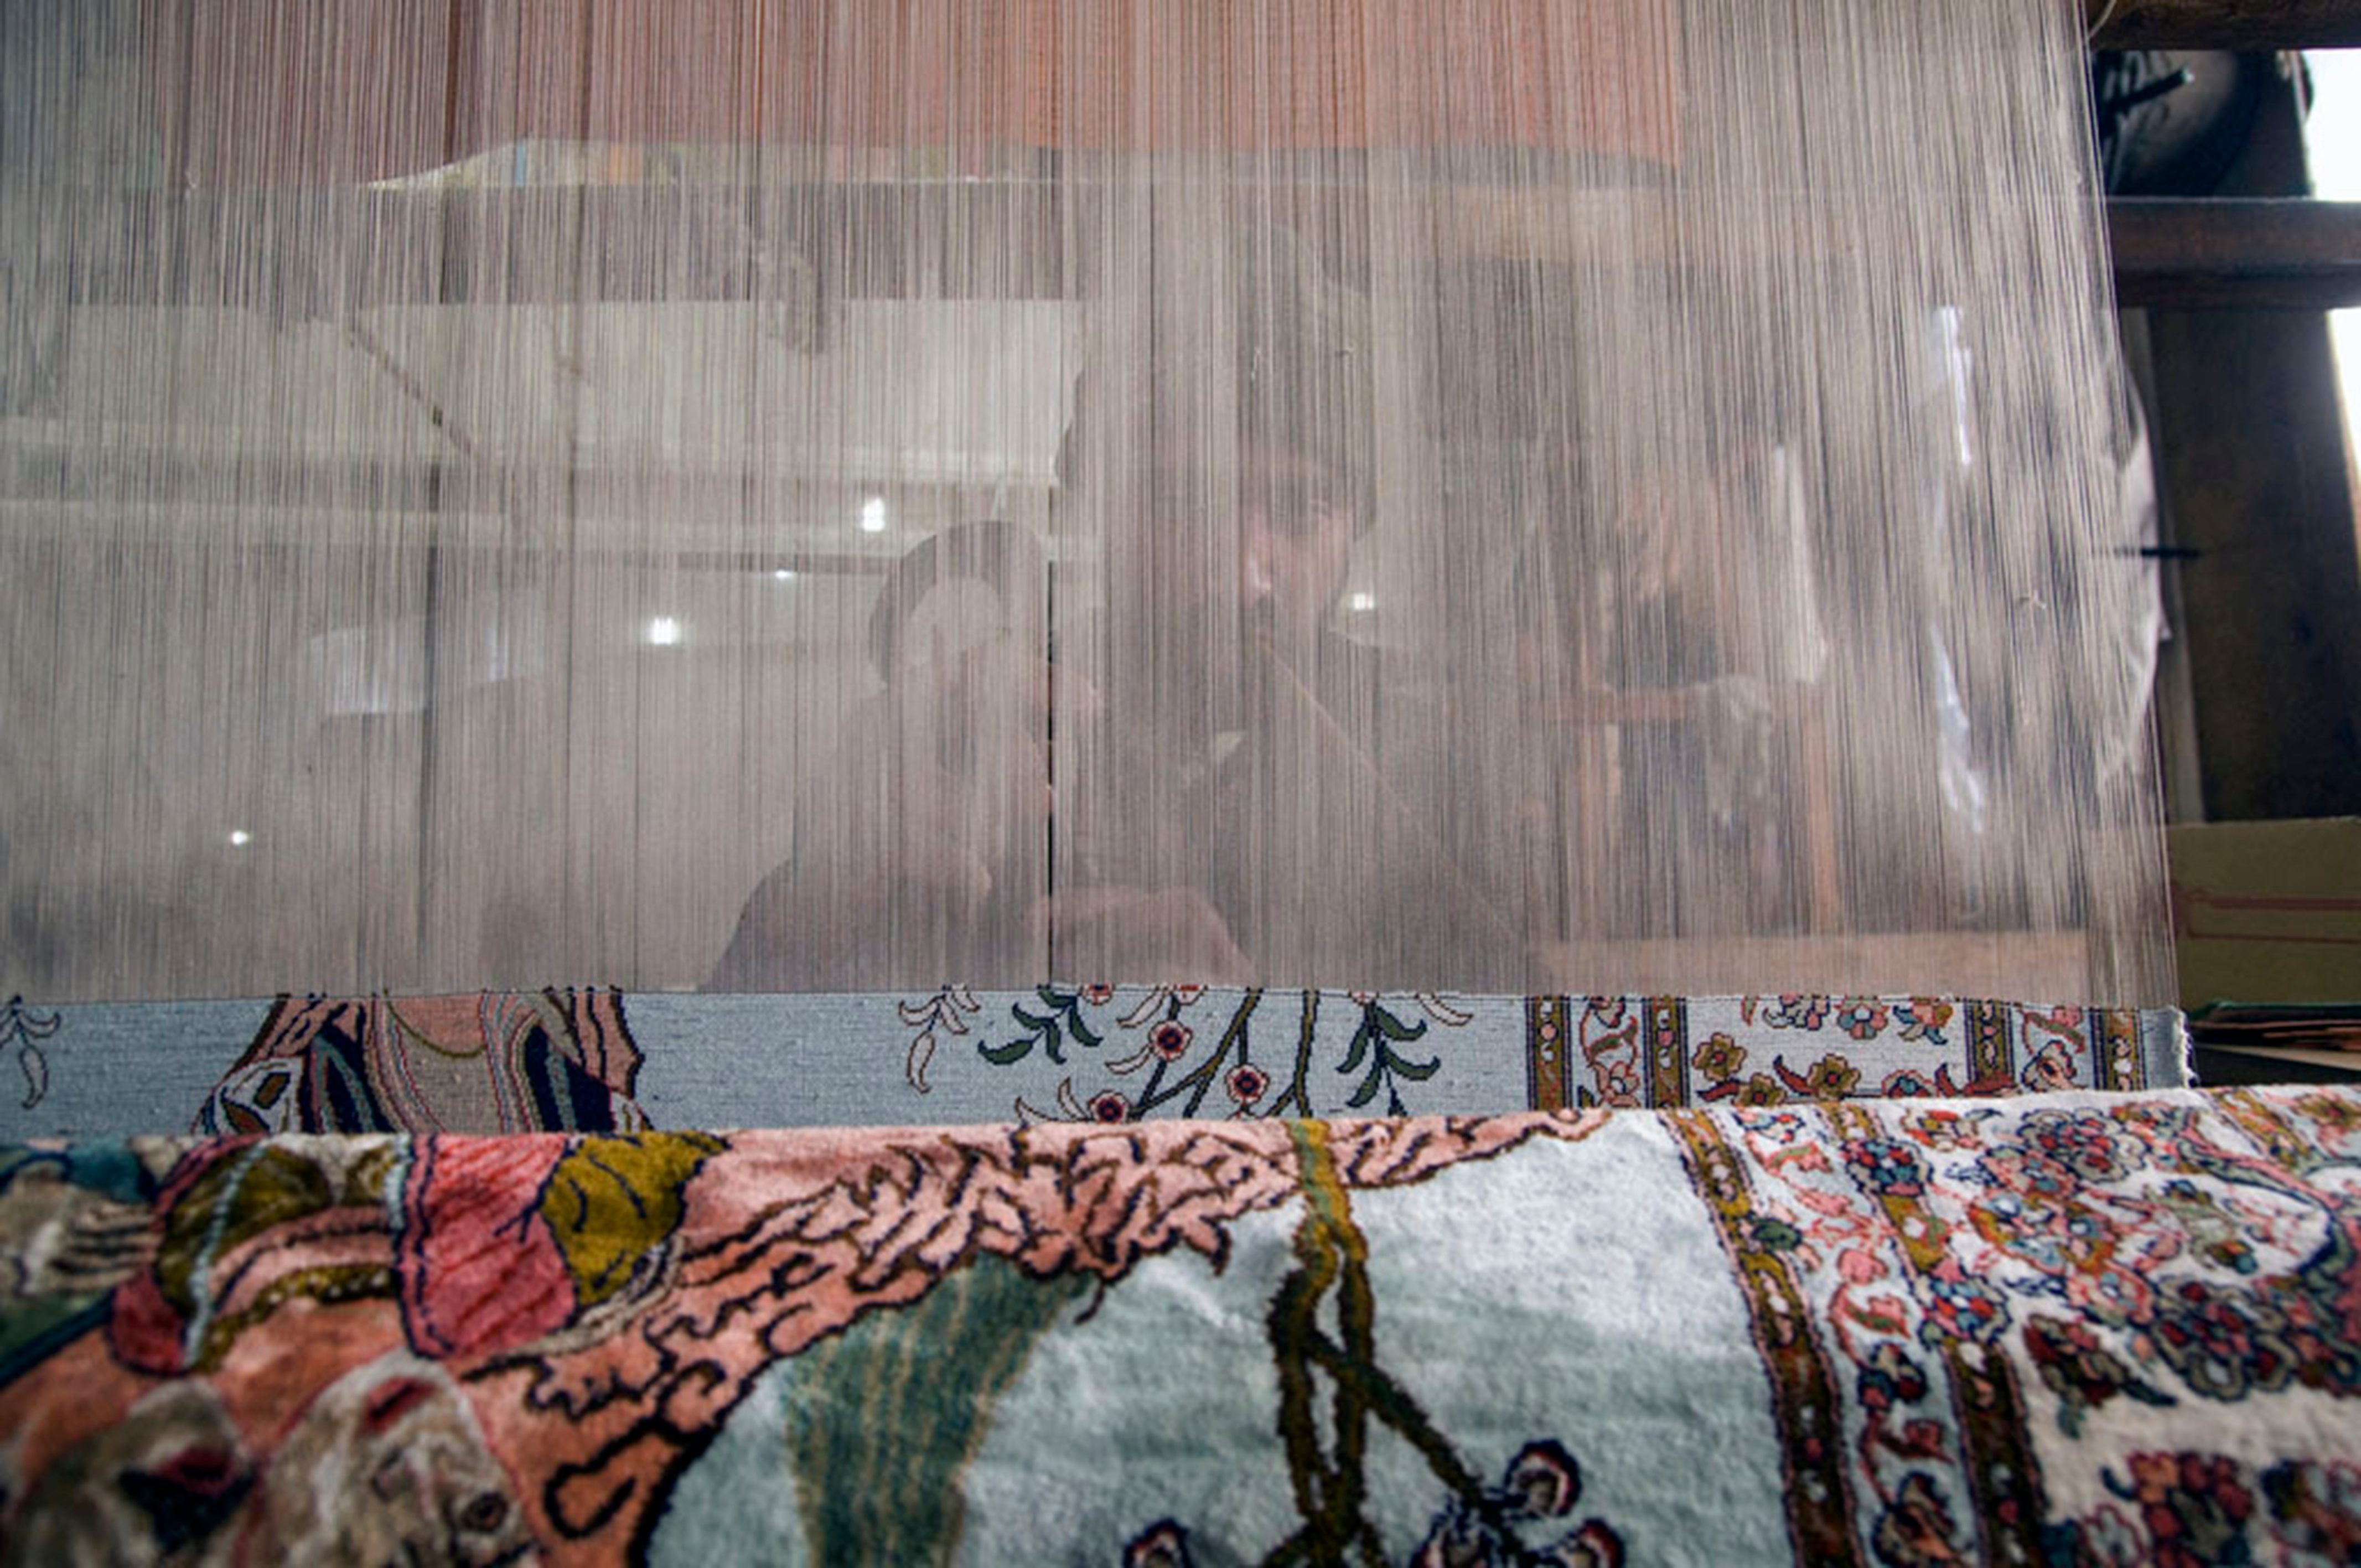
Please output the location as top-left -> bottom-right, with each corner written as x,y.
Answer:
2110,199 -> 2361,309
2191,1043 -> 2361,1083
2089,0 -> 2361,47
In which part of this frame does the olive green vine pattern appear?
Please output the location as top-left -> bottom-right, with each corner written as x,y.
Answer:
1124,1120 -> 1623,1566
961,987 -> 1450,1124
1262,1119 -> 1535,1566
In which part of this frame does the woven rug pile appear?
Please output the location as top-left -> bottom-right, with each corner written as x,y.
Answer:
3,997 -> 2357,1565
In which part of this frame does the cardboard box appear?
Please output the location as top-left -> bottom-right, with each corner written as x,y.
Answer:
2170,817 -> 2361,1010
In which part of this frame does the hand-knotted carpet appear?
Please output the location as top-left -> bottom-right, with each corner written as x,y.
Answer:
1,989 -> 2188,1140
3,1084 -> 2355,1564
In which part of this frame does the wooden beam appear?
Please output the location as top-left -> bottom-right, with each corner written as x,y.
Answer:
2089,0 -> 2361,48
2110,198 -> 2361,309
62,189 -> 2361,313
2136,75 -> 2361,824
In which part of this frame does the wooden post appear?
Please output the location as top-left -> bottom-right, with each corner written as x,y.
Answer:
2134,75 -> 2361,822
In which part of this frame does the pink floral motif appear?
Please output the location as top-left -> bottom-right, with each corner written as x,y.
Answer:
1763,995 -> 1833,1031
1225,1064 -> 1270,1105
1831,998 -> 1890,1042
1894,1000 -> 1955,1043
2058,1453 -> 2361,1566
1322,1109 -> 1609,1189
1705,1089 -> 2361,1568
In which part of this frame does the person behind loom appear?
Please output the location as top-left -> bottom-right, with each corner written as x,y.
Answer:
702,465 -> 1500,993
1050,222 -> 1529,991
712,222 -> 1522,992
707,520 -> 1254,991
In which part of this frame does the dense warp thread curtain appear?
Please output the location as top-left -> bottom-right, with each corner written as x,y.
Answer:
0,0 -> 2171,1003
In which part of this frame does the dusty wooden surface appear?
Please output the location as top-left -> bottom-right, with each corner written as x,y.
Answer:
2111,199 -> 2361,308
2089,0 -> 2361,47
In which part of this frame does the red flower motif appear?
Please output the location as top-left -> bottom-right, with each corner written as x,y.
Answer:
1897,999 -> 1955,1041
1503,1439 -> 1582,1518
1226,1064 -> 1270,1104
1088,1091 -> 1132,1124
1082,984 -> 1117,1005
1148,1020 -> 1194,1062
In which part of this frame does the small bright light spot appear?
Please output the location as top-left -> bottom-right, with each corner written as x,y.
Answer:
227,829 -> 252,847
646,616 -> 682,646
859,496 -> 889,534
772,567 -> 798,582
1347,591 -> 1378,613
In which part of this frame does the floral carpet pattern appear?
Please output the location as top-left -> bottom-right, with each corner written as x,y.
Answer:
0,989 -> 2187,1139
1,1086 -> 2353,1564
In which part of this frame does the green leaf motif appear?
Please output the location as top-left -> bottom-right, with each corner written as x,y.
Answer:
978,1036 -> 1039,1068
1342,1000 -> 1441,1115
981,990 -> 1107,1069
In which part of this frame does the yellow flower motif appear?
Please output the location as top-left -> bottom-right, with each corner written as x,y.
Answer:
1692,1032 -> 1747,1081
1804,1054 -> 1861,1099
